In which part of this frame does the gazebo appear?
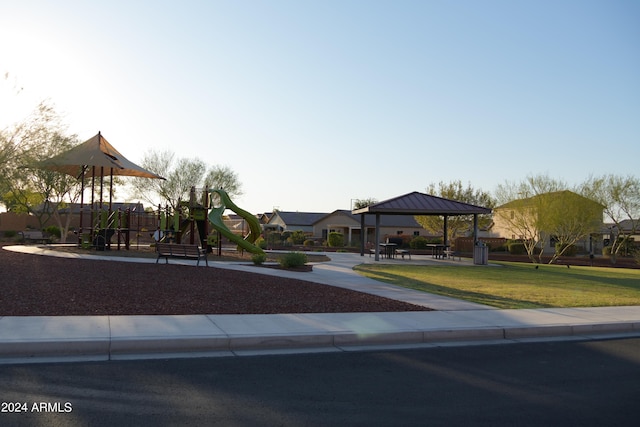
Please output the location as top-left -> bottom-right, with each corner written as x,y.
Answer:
352,191 -> 492,261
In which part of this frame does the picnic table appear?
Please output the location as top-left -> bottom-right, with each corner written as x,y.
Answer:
426,243 -> 449,259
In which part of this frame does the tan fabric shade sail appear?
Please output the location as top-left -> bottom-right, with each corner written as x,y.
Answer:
38,132 -> 164,179
36,132 -> 164,247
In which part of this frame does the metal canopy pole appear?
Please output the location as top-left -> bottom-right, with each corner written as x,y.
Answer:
375,213 -> 381,261
360,214 -> 365,256
443,215 -> 449,247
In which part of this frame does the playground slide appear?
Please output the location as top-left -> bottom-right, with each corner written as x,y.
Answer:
208,189 -> 264,254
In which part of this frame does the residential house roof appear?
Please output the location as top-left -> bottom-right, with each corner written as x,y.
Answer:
269,211 -> 328,227
318,209 -> 424,227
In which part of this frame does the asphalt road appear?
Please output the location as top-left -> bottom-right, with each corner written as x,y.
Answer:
1,338 -> 639,426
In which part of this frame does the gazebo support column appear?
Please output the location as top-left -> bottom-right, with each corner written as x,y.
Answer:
360,214 -> 365,256
374,213 -> 381,261
473,214 -> 479,245
443,215 -> 449,247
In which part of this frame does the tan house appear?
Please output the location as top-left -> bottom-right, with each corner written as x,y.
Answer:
264,209 -> 432,245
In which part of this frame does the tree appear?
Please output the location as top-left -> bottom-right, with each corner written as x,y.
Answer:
494,174 -> 601,264
542,191 -> 603,264
580,174 -> 640,258
352,198 -> 378,210
414,180 -> 494,243
204,165 -> 243,207
1,101 -> 82,241
130,150 -> 242,211
494,175 -> 565,263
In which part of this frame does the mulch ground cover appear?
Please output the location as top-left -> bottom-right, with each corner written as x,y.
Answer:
0,245 -> 430,316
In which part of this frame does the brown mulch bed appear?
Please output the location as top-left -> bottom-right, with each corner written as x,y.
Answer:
0,245 -> 430,316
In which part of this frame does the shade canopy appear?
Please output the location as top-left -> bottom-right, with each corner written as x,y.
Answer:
352,191 -> 492,216
38,132 -> 164,179
353,191 -> 492,260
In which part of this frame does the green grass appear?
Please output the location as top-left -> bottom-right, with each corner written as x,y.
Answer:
353,262 -> 640,309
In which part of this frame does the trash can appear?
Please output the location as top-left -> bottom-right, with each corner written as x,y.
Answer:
94,234 -> 106,251
473,244 -> 488,265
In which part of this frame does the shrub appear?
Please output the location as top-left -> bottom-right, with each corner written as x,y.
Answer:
255,236 -> 267,249
410,236 -> 428,250
279,252 -> 308,268
327,232 -> 344,247
603,246 -> 612,257
508,242 -> 526,255
251,253 -> 267,265
4,230 -> 17,238
44,226 -> 61,238
290,230 -> 307,245
303,239 -> 315,246
266,232 -> 282,246
555,243 -> 577,257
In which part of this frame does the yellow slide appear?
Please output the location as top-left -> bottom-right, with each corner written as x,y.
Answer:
207,189 -> 264,254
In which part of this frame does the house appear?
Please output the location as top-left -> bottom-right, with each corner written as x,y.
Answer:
314,210 -> 433,245
603,219 -> 640,250
265,211 -> 328,234
264,209 -> 433,245
492,190 -> 604,253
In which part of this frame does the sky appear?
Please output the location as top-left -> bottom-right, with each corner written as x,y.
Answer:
1,0 -> 639,215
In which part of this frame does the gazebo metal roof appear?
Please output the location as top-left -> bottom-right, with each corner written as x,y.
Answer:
352,191 -> 491,216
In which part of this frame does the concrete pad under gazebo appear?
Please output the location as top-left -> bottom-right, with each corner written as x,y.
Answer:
352,191 -> 492,261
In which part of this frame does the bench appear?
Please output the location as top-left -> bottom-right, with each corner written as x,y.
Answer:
19,231 -> 52,244
395,249 -> 411,259
156,243 -> 208,267
443,249 -> 461,261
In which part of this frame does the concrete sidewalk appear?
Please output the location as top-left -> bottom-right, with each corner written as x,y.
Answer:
2,246 -> 640,364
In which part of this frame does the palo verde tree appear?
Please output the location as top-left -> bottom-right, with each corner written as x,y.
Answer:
1,100 -> 82,240
495,174 -> 602,264
495,175 -> 564,263
204,164 -> 243,207
414,180 -> 494,243
541,190 -> 603,264
130,149 -> 242,211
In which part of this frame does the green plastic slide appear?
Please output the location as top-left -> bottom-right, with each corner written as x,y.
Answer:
207,189 -> 264,254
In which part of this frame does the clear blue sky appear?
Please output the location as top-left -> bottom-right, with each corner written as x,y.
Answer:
2,0 -> 638,214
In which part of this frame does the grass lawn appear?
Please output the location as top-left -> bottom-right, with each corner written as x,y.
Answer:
353,261 -> 640,309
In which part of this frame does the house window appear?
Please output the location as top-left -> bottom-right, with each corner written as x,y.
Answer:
413,231 -> 420,236
397,230 -> 403,235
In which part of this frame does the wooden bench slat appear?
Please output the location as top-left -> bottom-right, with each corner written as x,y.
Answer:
155,243 -> 208,267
